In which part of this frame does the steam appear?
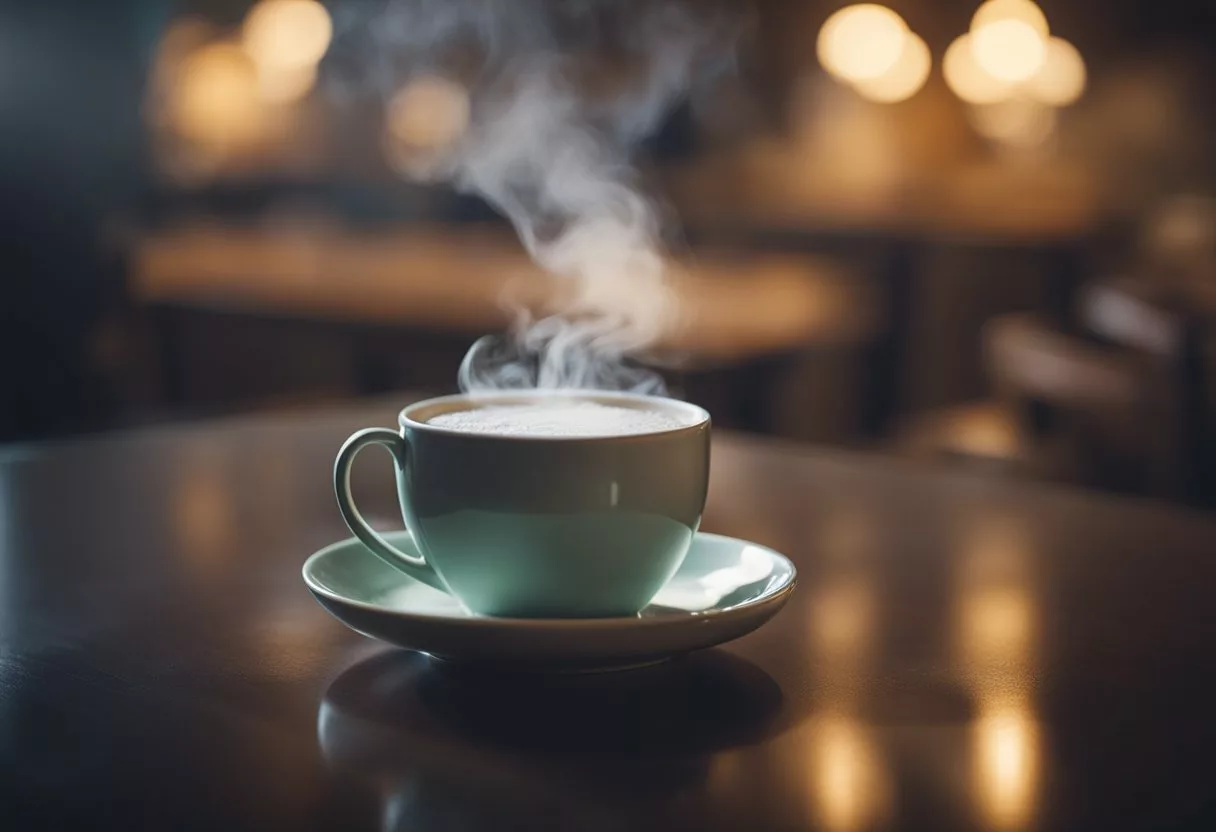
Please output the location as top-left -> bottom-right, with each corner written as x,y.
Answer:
329,0 -> 737,394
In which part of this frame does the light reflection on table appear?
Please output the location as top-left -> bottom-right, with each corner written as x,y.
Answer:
802,507 -> 887,831
958,513 -> 1041,830
171,440 -> 236,580
807,712 -> 889,832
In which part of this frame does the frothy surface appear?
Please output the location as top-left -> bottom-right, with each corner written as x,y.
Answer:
426,402 -> 690,437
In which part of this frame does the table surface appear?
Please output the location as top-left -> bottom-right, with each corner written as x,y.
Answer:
3,399 -> 1216,831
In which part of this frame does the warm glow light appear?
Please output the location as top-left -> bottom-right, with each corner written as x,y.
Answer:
945,3 -> 1085,111
1150,195 -> 1216,261
961,587 -> 1033,666
944,34 -> 1014,104
812,578 -> 874,661
810,715 -> 886,832
256,62 -> 317,103
172,448 -> 234,578
1024,37 -> 1086,106
972,19 -> 1046,82
386,75 -> 471,152
384,75 -> 472,179
974,708 -> 1040,829
968,98 -> 1057,147
853,32 -> 930,103
817,5 -> 909,83
954,408 -> 1019,458
242,0 -> 332,71
971,0 -> 1049,38
172,42 -> 262,144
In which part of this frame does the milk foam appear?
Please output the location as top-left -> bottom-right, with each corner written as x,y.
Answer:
426,401 -> 689,437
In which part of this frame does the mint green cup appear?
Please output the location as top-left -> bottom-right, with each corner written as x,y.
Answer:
334,391 -> 711,618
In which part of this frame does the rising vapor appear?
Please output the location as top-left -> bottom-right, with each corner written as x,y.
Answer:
329,0 -> 739,393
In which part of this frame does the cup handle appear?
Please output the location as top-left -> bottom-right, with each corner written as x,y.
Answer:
333,428 -> 446,592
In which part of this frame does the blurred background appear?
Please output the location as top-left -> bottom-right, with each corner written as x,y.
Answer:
2,0 -> 1215,505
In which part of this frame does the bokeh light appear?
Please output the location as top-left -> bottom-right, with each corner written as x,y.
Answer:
171,42 -> 263,144
853,32 -> 931,103
386,76 -> 471,152
1024,37 -> 1086,106
952,406 -> 1020,458
817,5 -> 909,83
971,19 -> 1046,82
384,75 -> 472,178
945,0 -> 1087,118
971,0 -> 1049,38
1147,194 -> 1216,264
242,0 -> 332,71
944,34 -> 1014,104
255,63 -> 318,104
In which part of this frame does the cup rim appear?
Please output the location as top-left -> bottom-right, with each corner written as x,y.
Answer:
398,390 -> 711,441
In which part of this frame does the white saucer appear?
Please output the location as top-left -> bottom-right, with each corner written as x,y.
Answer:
303,530 -> 796,672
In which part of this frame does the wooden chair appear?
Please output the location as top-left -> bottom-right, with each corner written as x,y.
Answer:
901,313 -> 1182,497
1079,276 -> 1213,502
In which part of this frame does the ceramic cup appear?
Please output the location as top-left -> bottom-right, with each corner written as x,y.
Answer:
334,391 -> 711,618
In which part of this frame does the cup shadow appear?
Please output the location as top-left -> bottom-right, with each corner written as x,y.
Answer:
318,648 -> 787,829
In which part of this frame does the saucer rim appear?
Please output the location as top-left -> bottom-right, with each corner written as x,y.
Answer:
302,530 -> 797,629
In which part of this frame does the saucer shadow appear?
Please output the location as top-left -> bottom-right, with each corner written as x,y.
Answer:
319,648 -> 787,830
322,647 -> 784,757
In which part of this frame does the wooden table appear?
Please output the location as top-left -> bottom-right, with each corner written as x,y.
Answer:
133,226 -> 879,362
3,398 -> 1216,830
